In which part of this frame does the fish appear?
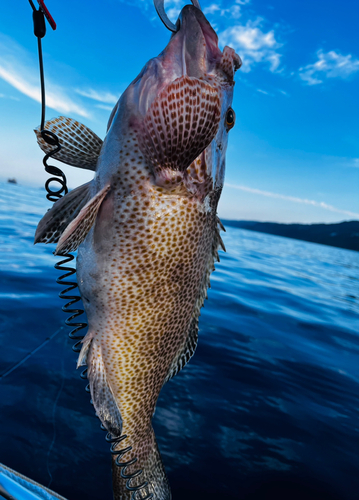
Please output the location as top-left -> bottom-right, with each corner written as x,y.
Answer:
34,4 -> 241,499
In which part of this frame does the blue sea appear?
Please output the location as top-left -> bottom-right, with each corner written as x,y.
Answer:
0,181 -> 358,500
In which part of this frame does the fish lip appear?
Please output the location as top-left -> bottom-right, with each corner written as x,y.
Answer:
177,5 -> 222,69
175,5 -> 222,78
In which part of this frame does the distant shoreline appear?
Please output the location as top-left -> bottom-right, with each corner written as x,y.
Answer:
222,220 -> 359,252
2,181 -> 358,252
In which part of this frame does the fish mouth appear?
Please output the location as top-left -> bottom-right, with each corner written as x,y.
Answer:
135,5 -> 223,117
172,5 -> 222,80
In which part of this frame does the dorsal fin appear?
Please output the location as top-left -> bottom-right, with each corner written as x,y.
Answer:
164,317 -> 198,383
34,116 -> 103,171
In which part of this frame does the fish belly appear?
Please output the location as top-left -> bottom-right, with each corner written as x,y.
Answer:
77,182 -> 216,497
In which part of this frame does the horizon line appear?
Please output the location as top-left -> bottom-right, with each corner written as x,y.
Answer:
224,183 -> 359,219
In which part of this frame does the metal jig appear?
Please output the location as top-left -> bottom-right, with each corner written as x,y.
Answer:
29,2 -> 153,498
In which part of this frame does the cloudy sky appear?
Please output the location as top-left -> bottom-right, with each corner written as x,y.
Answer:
0,0 -> 358,222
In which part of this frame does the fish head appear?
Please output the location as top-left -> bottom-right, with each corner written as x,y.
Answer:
106,5 -> 241,195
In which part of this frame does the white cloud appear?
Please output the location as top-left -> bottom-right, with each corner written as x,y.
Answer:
164,0 -> 184,22
75,88 -> 119,104
122,0 -> 281,73
167,6 -> 181,22
0,64 -> 90,118
225,183 -> 359,218
95,104 -> 114,111
0,93 -> 19,100
219,19 -> 282,72
203,0 -> 245,19
0,35 -> 90,118
226,4 -> 242,18
203,3 -> 221,15
164,0 -> 249,23
299,50 -> 359,85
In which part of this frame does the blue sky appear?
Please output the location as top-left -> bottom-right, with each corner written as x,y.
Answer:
0,0 -> 358,223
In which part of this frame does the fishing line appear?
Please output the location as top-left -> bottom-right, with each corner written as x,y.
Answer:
28,2 -> 153,498
0,327 -> 64,380
46,333 -> 67,489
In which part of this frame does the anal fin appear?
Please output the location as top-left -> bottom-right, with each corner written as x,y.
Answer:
55,183 -> 110,254
79,335 -> 123,436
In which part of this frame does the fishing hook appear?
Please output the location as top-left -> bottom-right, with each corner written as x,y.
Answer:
154,0 -> 202,33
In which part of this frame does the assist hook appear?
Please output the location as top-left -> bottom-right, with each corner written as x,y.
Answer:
154,0 -> 202,33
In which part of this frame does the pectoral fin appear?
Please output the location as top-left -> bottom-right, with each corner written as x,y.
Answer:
141,76 -> 221,175
34,181 -> 92,244
34,116 -> 103,171
55,183 -> 111,254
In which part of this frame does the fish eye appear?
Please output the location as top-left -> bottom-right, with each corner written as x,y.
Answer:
225,108 -> 235,130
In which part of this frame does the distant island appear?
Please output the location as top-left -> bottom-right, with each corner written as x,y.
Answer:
222,220 -> 359,252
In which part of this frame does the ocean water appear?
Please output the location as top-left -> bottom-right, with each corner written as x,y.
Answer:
0,181 -> 358,500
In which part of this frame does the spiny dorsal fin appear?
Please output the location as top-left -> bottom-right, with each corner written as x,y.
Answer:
216,215 -> 226,232
164,216 -> 225,383
34,181 -> 92,244
55,183 -> 111,255
164,317 -> 198,383
34,116 -> 103,171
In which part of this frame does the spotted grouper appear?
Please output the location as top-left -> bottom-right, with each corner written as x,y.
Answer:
34,3 -> 241,499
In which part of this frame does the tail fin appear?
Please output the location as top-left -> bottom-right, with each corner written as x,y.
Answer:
111,425 -> 172,500
78,337 -> 171,499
